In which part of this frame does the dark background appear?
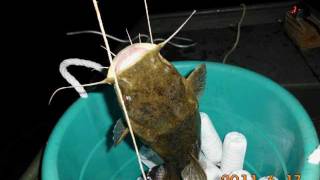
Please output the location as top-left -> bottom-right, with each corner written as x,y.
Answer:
2,0 -> 319,179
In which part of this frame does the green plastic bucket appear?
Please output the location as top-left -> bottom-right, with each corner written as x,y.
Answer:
43,61 -> 319,180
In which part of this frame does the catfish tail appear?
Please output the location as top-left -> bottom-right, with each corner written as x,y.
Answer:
181,154 -> 207,180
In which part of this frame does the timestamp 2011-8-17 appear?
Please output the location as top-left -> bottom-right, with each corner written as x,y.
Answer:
220,174 -> 301,180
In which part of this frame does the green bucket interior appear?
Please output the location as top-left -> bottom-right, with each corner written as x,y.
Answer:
43,61 -> 319,180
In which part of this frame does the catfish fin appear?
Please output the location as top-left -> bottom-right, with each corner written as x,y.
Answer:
140,145 -> 164,169
112,118 -> 129,146
146,165 -> 167,180
186,64 -> 206,98
181,154 -> 207,180
145,164 -> 180,180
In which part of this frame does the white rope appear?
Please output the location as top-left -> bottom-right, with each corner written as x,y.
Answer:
49,81 -> 106,105
59,58 -> 104,98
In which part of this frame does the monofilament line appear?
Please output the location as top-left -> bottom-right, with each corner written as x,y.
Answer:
91,0 -> 147,179
143,0 -> 153,44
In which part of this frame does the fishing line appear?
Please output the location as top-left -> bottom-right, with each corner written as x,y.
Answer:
91,0 -> 147,179
222,3 -> 246,64
100,45 -> 116,56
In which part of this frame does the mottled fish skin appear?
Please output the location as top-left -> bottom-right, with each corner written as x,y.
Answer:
147,164 -> 180,180
111,43 -> 206,179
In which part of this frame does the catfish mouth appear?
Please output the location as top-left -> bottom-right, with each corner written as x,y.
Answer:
106,43 -> 158,82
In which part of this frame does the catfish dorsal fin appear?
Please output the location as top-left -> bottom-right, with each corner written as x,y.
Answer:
186,64 -> 206,98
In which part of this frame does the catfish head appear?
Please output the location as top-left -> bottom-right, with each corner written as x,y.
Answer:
105,42 -> 204,143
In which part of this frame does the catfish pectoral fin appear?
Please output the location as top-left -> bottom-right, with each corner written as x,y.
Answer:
186,64 -> 206,98
112,118 -> 129,146
181,154 -> 207,180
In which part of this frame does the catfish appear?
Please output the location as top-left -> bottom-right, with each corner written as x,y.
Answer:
106,42 -> 207,180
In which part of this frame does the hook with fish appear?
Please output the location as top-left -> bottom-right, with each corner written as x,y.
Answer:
49,0 -> 198,179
